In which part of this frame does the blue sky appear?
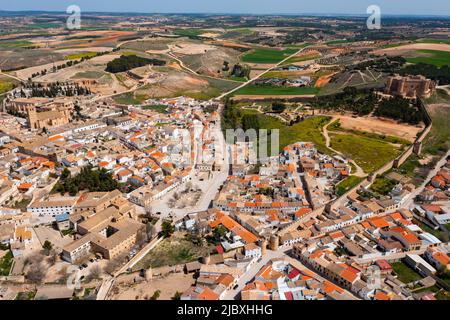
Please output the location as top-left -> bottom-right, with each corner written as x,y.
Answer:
1,0 -> 449,16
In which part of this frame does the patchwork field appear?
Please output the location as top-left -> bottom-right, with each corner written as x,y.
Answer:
114,67 -> 239,103
233,85 -> 319,96
373,43 -> 450,66
242,48 -> 298,64
0,75 -> 19,94
405,49 -> 450,67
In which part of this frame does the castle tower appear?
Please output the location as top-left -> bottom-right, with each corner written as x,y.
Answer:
26,105 -> 38,129
269,235 -> 279,251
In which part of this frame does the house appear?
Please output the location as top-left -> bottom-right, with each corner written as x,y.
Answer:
244,243 -> 262,259
425,246 -> 450,271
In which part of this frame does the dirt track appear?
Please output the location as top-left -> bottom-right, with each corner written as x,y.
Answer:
336,115 -> 423,142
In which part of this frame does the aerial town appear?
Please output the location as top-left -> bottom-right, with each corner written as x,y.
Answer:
0,5 -> 449,303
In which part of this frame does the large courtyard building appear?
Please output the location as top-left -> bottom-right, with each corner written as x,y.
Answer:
385,74 -> 436,99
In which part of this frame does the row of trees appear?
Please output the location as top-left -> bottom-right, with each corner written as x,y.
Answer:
315,87 -> 378,116
18,82 -> 91,98
105,55 -> 166,73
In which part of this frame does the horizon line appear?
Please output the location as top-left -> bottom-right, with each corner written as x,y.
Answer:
1,9 -> 450,18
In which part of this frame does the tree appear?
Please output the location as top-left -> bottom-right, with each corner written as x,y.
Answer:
42,240 -> 53,255
26,263 -> 47,283
61,168 -> 71,180
171,291 -> 182,300
161,221 -> 175,238
150,290 -> 161,300
213,225 -> 227,241
271,102 -> 286,113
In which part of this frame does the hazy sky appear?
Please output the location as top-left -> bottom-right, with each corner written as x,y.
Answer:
1,0 -> 449,16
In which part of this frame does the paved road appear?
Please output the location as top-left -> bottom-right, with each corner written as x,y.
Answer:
222,247 -> 291,300
403,149 -> 450,209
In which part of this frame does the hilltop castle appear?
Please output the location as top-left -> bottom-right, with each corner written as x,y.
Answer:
385,74 -> 436,99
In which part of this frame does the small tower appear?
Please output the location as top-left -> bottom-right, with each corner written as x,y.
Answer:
259,239 -> 267,256
26,106 -> 38,129
269,235 -> 279,251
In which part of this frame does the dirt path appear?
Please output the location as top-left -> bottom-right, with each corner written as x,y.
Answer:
322,116 -> 366,177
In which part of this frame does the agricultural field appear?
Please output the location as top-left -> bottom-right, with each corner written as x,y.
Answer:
373,42 -> 450,68
116,68 -> 239,102
0,49 -> 65,71
406,49 -> 450,67
0,75 -> 19,94
282,52 -> 321,65
0,40 -> 34,48
121,38 -> 176,52
64,52 -> 99,60
233,85 -> 319,96
177,45 -> 242,78
242,48 -> 298,64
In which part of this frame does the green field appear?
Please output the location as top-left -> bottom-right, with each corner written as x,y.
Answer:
330,133 -> 401,173
423,105 -> 450,155
173,29 -> 216,37
64,52 -> 99,60
142,104 -> 168,113
0,40 -> 34,48
113,92 -> 146,105
335,176 -> 365,196
282,53 -> 321,65
415,38 -> 450,45
234,85 -> 319,96
391,262 -> 423,284
406,50 -> 450,67
228,108 -> 333,154
0,77 -> 18,94
242,48 -> 298,64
